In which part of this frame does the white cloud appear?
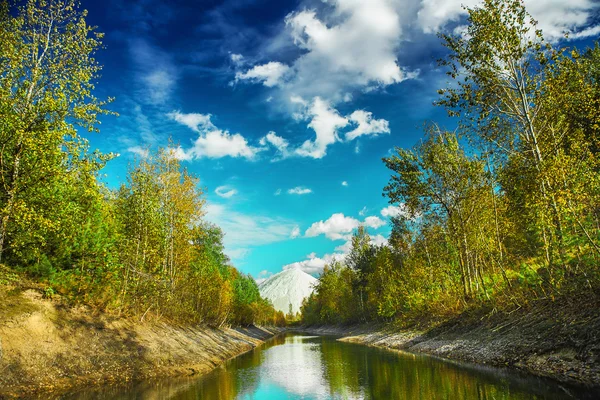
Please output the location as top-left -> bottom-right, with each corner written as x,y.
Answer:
190,131 -> 262,159
417,0 -> 600,41
282,1 -> 417,102
258,99 -> 390,161
167,112 -> 215,132
345,110 -> 391,141
235,0 -> 418,106
274,188 -> 282,196
358,206 -> 368,217
282,252 -> 344,275
334,240 -> 353,254
215,185 -> 238,198
305,212 -> 388,241
296,97 -> 349,159
288,186 -> 313,195
127,146 -> 149,158
381,204 -> 407,218
235,61 -> 291,87
260,131 -> 291,160
364,216 -> 386,229
204,203 -> 298,261
567,24 -> 600,40
290,95 -> 308,106
233,0 -> 597,123
230,53 -> 244,64
283,232 -> 389,275
168,111 -> 264,160
305,213 -> 359,240
370,234 -> 389,247
168,146 -> 192,161
283,226 -> 391,275
292,98 -> 390,159
290,225 -> 301,239
341,181 -> 348,187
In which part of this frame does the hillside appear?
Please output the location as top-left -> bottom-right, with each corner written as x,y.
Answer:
258,268 -> 317,315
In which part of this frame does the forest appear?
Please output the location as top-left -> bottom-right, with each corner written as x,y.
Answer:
301,0 -> 600,325
1,0 -> 598,331
0,0 -> 285,327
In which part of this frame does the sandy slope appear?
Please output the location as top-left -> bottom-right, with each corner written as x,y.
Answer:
0,288 -> 282,398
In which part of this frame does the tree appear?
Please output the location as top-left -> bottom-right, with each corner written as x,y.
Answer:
384,127 -> 491,301
0,0 -> 113,261
439,0 -> 600,274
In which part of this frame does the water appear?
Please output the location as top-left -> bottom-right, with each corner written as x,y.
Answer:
59,333 -> 597,399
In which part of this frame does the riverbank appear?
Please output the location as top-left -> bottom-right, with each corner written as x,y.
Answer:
0,287 -> 283,399
299,293 -> 600,389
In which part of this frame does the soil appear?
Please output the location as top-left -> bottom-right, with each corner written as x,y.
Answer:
299,293 -> 600,389
0,287 -> 283,399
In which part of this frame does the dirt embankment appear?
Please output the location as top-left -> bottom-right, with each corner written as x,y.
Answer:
300,295 -> 600,388
0,289 -> 283,399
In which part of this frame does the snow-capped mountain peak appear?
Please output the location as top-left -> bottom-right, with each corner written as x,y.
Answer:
258,267 -> 317,315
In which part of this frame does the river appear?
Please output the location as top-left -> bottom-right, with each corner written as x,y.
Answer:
59,333 -> 597,399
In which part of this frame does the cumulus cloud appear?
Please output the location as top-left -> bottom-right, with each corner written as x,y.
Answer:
296,97 -> 349,159
305,212 -> 387,241
341,181 -> 348,187
345,110 -> 391,141
215,185 -> 238,198
260,98 -> 390,160
370,234 -> 389,247
285,231 -> 390,275
235,0 -> 418,105
235,0 -> 597,113
417,0 -> 599,41
381,204 -> 407,218
283,1 -> 416,101
168,111 -> 264,160
235,61 -> 292,87
260,131 -> 291,160
364,216 -> 386,229
288,186 -> 313,195
167,112 -> 215,132
334,240 -> 353,254
305,213 -> 359,240
282,252 -> 344,275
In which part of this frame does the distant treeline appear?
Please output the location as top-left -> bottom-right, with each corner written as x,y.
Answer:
0,0 -> 285,327
302,0 -> 600,325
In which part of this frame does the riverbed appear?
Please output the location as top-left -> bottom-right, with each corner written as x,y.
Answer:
54,333 -> 598,399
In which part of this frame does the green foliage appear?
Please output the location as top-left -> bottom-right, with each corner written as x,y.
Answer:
302,0 -> 600,326
0,1 -> 281,328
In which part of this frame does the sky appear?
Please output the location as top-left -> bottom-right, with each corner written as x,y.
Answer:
80,0 -> 599,281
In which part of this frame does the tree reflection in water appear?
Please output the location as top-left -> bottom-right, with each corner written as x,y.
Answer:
61,333 -> 596,400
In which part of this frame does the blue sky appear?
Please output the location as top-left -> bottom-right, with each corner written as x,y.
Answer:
80,0 -> 599,281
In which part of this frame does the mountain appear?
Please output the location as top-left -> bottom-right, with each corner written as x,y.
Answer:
258,268 -> 317,315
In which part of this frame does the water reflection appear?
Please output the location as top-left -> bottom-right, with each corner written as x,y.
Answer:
59,333 -> 597,400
